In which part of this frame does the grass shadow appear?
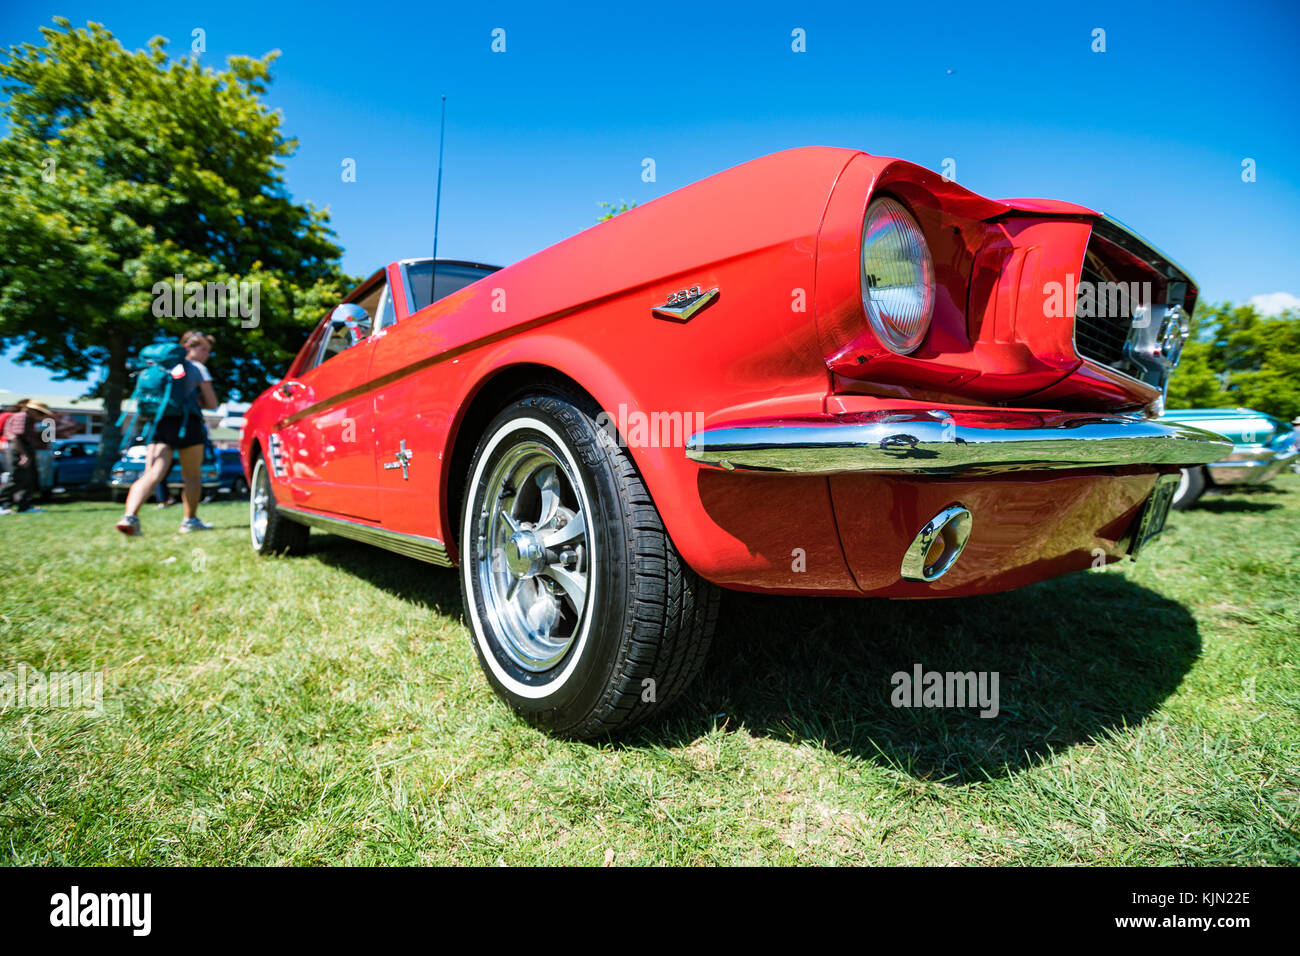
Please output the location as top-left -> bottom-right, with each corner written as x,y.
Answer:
305,532 -> 1201,786
309,533 -> 463,612
1195,498 -> 1283,514
631,571 -> 1201,784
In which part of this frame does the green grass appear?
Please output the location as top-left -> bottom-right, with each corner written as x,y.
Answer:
2,475 -> 1298,865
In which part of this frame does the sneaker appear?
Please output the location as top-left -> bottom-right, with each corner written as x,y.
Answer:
0,508 -> 13,516
179,517 -> 213,533
116,514 -> 142,536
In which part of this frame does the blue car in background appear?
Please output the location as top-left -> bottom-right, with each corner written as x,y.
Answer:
12,439 -> 247,500
109,444 -> 247,500
1160,408 -> 1299,509
48,437 -> 101,492
216,447 -> 249,496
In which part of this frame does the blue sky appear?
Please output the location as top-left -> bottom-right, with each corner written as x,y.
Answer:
2,0 -> 1298,394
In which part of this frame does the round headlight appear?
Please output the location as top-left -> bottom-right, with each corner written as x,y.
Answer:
860,198 -> 936,354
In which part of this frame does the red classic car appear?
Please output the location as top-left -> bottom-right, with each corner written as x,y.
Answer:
241,147 -> 1231,738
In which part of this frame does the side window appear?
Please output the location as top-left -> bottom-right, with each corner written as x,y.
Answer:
316,280 -> 380,364
375,283 -> 396,331
353,281 -> 383,321
294,274 -> 392,373
306,303 -> 377,371
318,321 -> 357,364
294,319 -> 331,375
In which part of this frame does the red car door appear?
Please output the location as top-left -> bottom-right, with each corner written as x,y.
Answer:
278,281 -> 387,520
262,320 -> 323,498
369,259 -> 498,543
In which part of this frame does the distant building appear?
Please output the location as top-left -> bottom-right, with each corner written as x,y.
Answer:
0,390 -> 247,448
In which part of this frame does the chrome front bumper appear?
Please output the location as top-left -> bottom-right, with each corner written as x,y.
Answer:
1207,448 -> 1300,485
685,409 -> 1234,475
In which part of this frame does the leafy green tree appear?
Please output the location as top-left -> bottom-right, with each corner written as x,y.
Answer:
1165,338 -> 1223,410
0,19 -> 355,480
597,200 -> 636,222
1167,300 -> 1300,421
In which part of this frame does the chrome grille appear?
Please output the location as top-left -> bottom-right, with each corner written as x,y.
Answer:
1074,263 -> 1132,369
1071,217 -> 1196,396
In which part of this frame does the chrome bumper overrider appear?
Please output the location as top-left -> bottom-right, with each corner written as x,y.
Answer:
685,410 -> 1234,475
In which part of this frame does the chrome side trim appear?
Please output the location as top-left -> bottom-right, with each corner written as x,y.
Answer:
685,410 -> 1235,475
279,506 -> 453,567
268,433 -> 286,478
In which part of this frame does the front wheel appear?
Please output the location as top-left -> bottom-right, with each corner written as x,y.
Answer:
1171,466 -> 1206,511
460,392 -> 719,739
249,455 -> 309,554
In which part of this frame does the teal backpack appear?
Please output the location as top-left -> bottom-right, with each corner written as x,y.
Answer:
117,343 -> 196,450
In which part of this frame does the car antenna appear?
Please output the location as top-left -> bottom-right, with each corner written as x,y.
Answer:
431,94 -> 446,308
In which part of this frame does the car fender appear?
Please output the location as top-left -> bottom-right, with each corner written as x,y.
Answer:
441,333 -> 857,592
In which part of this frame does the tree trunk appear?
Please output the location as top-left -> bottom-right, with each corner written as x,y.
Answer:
93,336 -> 128,487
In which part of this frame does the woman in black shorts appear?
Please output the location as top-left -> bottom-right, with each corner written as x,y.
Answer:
116,331 -> 219,536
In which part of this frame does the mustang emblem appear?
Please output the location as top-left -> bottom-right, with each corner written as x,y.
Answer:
383,439 -> 414,480
652,285 -> 719,322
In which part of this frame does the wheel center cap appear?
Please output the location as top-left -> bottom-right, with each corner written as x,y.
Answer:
504,530 -> 546,578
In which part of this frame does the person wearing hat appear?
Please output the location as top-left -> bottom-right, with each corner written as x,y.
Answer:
32,401 -> 82,496
0,399 -> 53,515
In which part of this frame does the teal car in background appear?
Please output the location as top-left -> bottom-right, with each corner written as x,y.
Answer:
1159,408 -> 1300,509
108,443 -> 223,501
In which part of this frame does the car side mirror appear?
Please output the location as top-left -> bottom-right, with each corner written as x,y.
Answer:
329,303 -> 372,345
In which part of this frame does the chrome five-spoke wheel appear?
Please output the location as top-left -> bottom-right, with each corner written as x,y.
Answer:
248,452 -> 308,555
460,392 -> 719,739
476,441 -> 593,672
250,458 -> 271,548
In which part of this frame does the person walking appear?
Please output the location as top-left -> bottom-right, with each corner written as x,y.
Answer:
0,402 -> 16,490
0,400 -> 54,515
115,331 -> 219,536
